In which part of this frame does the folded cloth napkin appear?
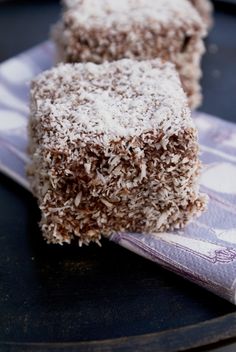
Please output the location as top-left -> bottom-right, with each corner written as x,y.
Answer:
0,42 -> 236,304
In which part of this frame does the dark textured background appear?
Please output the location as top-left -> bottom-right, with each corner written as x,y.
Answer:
0,1 -> 236,351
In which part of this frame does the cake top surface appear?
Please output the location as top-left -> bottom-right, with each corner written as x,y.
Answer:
31,59 -> 193,147
62,0 -> 203,30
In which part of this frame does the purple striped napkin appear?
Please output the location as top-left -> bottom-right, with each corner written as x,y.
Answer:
0,42 -> 236,304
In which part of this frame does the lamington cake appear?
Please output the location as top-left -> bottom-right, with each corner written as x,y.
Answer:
52,0 -> 206,109
28,59 -> 207,246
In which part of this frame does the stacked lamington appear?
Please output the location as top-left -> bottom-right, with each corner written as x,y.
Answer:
52,0 -> 208,109
28,59 -> 207,246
